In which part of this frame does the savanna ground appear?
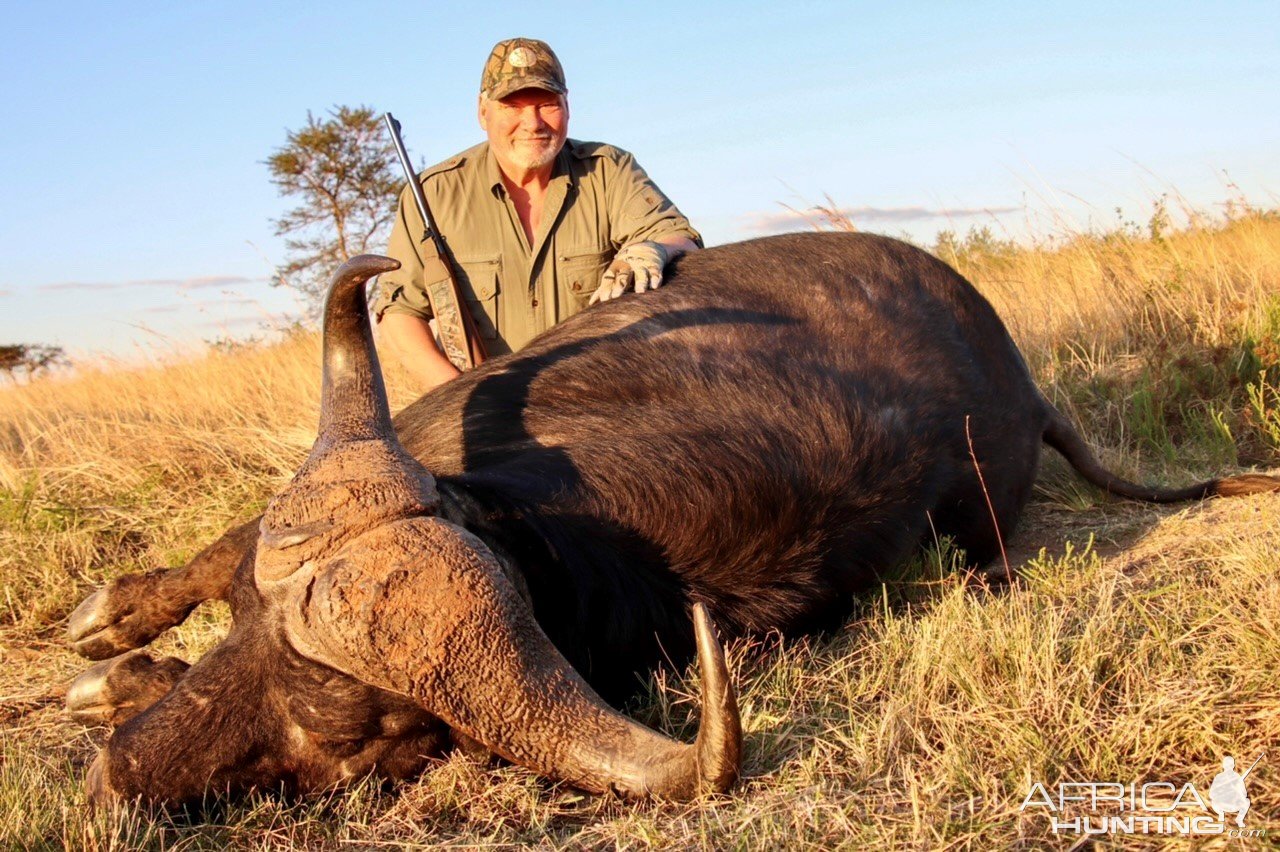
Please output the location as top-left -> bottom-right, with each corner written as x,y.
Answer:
3,197 -> 1280,849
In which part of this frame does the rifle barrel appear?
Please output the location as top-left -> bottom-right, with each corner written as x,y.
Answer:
380,111 -> 487,368
383,113 -> 446,256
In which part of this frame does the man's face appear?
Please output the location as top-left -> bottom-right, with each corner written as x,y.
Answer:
478,88 -> 569,175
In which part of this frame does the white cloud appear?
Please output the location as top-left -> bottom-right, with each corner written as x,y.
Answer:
141,296 -> 264,315
39,275 -> 268,293
746,204 -> 1022,234
197,311 -> 297,331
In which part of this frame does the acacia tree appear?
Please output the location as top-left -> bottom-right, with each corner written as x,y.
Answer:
0,344 -> 69,381
265,105 -> 401,307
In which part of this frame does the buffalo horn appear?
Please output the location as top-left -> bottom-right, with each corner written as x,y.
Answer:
289,519 -> 742,800
316,254 -> 401,447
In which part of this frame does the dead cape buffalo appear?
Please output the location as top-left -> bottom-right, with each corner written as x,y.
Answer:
65,232 -> 1279,806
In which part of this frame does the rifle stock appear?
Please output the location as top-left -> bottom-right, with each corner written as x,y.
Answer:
383,113 -> 487,370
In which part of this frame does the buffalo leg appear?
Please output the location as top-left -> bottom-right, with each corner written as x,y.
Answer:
65,650 -> 190,727
68,518 -> 259,660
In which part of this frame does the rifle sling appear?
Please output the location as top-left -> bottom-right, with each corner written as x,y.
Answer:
419,246 -> 476,371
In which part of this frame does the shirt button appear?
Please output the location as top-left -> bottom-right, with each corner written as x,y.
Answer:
531,299 -> 539,307
571,282 -> 581,292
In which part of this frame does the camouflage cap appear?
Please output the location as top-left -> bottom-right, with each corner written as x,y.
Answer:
480,38 -> 567,100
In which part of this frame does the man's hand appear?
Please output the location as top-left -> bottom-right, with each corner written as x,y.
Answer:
591,241 -> 670,304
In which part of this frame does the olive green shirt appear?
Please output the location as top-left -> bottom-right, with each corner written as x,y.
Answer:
373,139 -> 702,355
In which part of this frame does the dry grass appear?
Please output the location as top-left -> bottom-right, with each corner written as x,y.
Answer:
2,200 -> 1280,848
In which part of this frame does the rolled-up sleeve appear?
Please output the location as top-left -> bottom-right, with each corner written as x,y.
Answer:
605,151 -> 703,249
372,186 -> 435,322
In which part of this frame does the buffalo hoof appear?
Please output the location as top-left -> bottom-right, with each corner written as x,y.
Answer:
66,650 -> 190,727
67,574 -> 197,660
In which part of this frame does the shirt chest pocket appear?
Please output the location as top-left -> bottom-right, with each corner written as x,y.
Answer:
559,248 -> 612,311
454,255 -> 500,339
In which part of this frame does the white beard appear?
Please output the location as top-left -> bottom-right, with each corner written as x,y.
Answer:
506,138 -> 561,171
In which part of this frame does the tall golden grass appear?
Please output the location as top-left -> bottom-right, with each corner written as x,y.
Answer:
2,200 -> 1279,848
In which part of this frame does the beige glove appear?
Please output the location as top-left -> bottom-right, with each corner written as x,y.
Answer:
591,241 -> 670,304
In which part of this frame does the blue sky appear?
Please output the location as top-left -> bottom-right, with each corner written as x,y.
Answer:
2,1 -> 1277,360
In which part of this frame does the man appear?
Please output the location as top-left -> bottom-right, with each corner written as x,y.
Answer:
375,37 -> 702,390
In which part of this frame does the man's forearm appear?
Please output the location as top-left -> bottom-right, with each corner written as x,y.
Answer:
377,313 -> 461,391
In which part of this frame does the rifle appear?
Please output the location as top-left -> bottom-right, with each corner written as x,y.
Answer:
383,113 -> 486,370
